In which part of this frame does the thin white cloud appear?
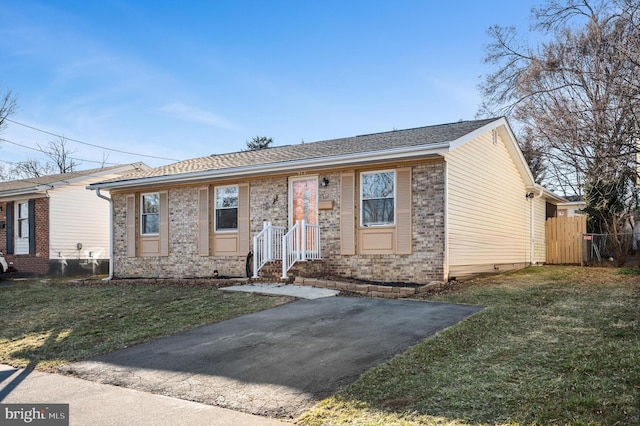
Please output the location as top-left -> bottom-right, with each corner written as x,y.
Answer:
160,102 -> 238,130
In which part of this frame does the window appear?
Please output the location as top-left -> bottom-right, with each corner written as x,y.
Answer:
141,193 -> 159,235
17,202 -> 29,238
361,170 -> 395,226
215,186 -> 238,231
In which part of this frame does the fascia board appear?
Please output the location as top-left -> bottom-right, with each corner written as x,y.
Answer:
89,142 -> 450,190
557,200 -> 586,208
526,184 -> 567,203
540,185 -> 568,203
447,118 -> 505,151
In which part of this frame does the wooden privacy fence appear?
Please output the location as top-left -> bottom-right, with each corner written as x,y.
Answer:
546,216 -> 587,264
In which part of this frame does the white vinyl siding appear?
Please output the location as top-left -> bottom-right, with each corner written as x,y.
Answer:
49,183 -> 111,260
445,129 -> 530,276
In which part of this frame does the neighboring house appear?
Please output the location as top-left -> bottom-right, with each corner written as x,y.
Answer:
556,200 -> 586,218
0,163 -> 149,276
89,118 -> 566,283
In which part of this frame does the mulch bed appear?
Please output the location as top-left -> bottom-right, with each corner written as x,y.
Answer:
319,275 -> 425,288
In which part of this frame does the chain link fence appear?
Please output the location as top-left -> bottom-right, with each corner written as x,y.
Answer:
580,233 -> 635,266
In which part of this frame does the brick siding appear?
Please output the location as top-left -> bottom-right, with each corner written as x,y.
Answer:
113,161 -> 446,284
0,198 -> 50,275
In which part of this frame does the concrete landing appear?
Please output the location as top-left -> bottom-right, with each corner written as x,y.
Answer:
220,283 -> 340,299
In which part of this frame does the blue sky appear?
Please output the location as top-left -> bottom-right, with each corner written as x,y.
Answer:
0,1 -> 535,169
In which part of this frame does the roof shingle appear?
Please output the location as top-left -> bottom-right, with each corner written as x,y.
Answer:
0,164 -> 146,193
122,118 -> 497,181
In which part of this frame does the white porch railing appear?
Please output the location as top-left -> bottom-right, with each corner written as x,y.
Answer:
252,220 -> 321,279
252,222 -> 286,279
282,220 -> 321,279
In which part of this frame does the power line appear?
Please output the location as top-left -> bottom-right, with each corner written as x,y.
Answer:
0,137 -> 119,166
6,118 -> 180,162
0,137 -> 50,154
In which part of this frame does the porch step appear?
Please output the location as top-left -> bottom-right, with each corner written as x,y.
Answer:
252,259 -> 327,283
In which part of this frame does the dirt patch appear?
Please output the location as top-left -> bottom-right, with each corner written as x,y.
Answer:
69,276 -> 245,289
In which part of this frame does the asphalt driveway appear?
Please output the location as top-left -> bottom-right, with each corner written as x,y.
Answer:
66,297 -> 482,419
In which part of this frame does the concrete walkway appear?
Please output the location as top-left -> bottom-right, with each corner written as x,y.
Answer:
221,282 -> 340,299
0,364 -> 286,426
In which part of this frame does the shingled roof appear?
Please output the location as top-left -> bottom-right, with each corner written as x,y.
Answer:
0,163 -> 148,196
108,118 -> 499,184
90,118 -> 498,188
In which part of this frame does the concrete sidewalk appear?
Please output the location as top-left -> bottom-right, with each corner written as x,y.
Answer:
0,364 -> 286,426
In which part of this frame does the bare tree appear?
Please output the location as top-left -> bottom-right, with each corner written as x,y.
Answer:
8,137 -> 81,179
518,126 -> 548,184
14,159 -> 56,178
0,87 -> 18,181
0,88 -> 17,132
99,151 -> 111,168
38,137 -> 81,173
480,0 -> 640,264
0,163 -> 18,181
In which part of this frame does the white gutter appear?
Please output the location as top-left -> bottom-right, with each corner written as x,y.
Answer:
89,142 -> 451,191
0,185 -> 54,198
95,188 -> 114,281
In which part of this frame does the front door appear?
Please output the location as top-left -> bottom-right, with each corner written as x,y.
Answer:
289,176 -> 319,254
289,176 -> 318,228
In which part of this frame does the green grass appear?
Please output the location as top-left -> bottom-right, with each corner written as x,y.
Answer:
617,267 -> 640,275
0,279 -> 292,371
299,266 -> 640,425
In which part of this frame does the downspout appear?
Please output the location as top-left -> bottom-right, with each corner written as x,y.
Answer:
529,187 -> 544,266
443,158 -> 449,281
95,188 -> 113,281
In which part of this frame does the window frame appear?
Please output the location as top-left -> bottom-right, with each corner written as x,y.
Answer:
214,184 -> 239,233
360,170 -> 396,227
17,201 -> 29,239
140,192 -> 160,236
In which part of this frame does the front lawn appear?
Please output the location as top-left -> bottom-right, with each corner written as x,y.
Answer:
299,266 -> 640,425
0,279 -> 292,372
